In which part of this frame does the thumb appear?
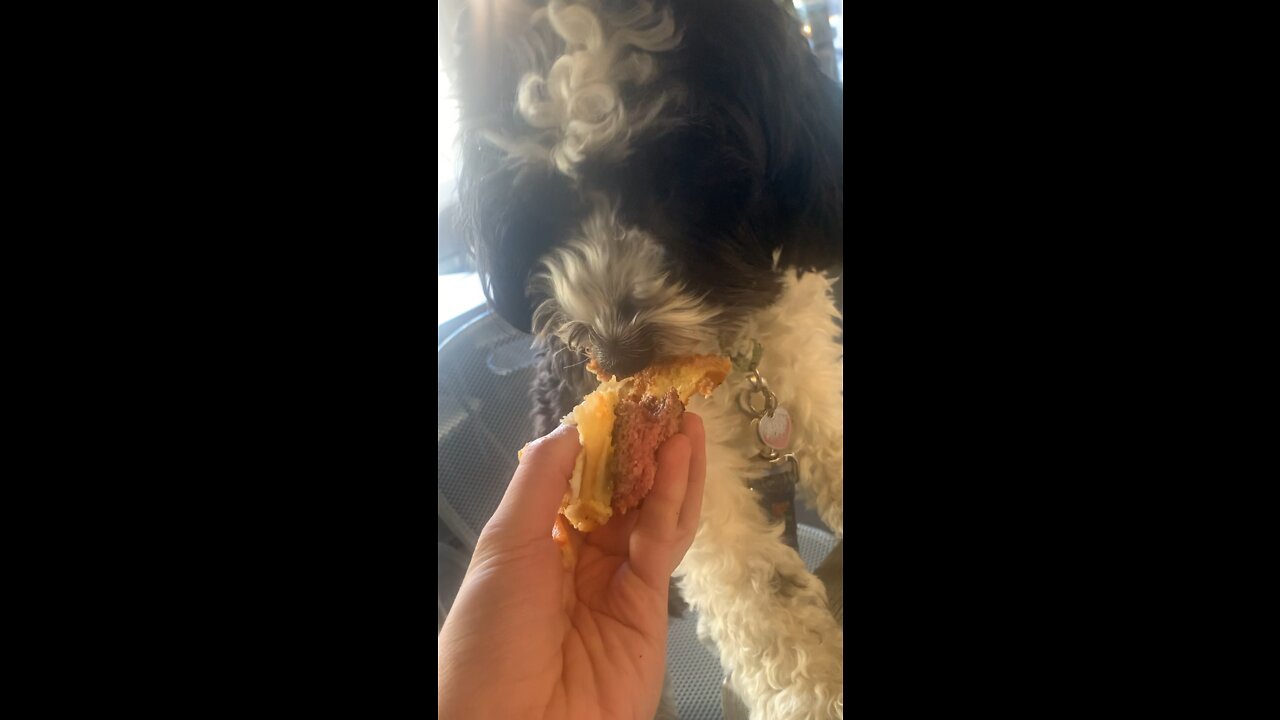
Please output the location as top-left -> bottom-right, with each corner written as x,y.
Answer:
486,424 -> 581,544
628,432 -> 692,591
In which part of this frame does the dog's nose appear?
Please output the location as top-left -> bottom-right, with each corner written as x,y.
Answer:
594,342 -> 654,379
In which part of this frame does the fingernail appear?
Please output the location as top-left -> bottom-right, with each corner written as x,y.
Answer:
519,424 -> 576,460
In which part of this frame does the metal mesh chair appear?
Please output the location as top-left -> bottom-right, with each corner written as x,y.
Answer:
437,312 -> 540,548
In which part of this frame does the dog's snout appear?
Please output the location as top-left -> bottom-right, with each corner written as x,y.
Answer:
594,341 -> 654,379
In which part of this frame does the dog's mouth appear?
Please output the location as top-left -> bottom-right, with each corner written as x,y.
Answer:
588,342 -> 656,380
586,352 -> 644,382
585,347 -> 734,389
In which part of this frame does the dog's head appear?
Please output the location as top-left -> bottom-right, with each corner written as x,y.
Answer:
453,0 -> 841,377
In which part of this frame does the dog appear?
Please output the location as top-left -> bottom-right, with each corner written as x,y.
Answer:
451,1 -> 843,716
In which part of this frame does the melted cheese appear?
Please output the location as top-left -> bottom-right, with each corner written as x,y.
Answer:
562,381 -> 619,531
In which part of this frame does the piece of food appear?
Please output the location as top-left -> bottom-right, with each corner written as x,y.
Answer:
551,514 -> 576,568
609,388 -> 683,514
559,354 -> 731,532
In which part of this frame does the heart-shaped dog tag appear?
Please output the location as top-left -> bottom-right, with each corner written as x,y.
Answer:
757,406 -> 791,450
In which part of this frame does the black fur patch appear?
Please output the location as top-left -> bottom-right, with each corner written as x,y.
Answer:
460,155 -> 583,333
583,0 -> 843,317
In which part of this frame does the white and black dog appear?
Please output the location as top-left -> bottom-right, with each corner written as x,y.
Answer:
452,0 -> 843,716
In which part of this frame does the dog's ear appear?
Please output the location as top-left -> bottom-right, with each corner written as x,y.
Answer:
458,147 -> 580,334
452,0 -> 581,333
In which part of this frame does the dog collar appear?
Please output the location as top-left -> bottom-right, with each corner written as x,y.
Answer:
726,337 -> 764,374
729,339 -> 803,545
723,338 -> 794,463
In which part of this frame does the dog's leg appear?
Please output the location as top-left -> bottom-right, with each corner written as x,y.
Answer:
753,271 -> 844,536
677,402 -> 844,719
775,343 -> 844,537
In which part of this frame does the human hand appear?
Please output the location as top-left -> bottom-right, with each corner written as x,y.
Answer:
438,413 -> 706,720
